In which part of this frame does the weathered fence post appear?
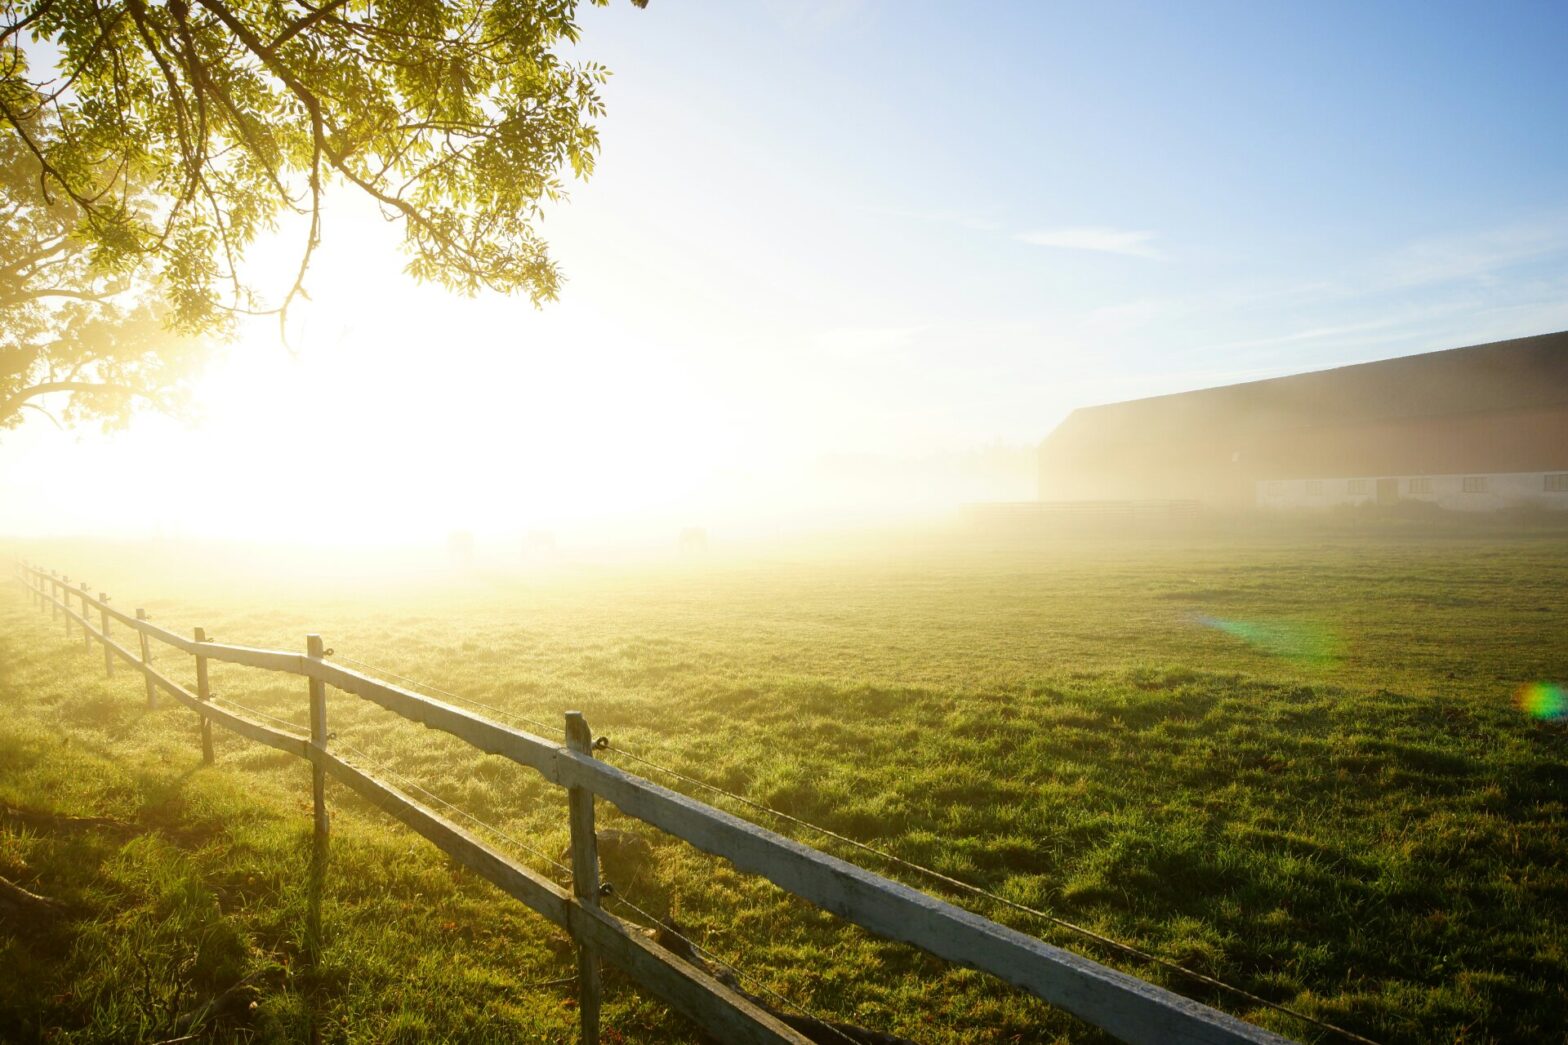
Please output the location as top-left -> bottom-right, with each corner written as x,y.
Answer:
61,575 -> 71,635
565,710 -> 603,1045
99,593 -> 114,676
194,627 -> 214,765
49,571 -> 58,621
136,609 -> 156,708
79,583 -> 91,651
306,634 -> 330,962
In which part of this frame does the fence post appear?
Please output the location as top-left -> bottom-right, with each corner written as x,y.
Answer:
79,583 -> 91,651
194,627 -> 214,765
98,593 -> 114,676
136,609 -> 156,708
306,634 -> 330,962
565,710 -> 603,1045
49,571 -> 58,621
61,575 -> 71,635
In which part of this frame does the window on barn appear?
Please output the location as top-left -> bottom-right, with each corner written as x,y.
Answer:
1266,481 -> 1284,496
1462,476 -> 1488,493
1546,474 -> 1568,493
1347,479 -> 1370,494
1306,480 -> 1323,495
1409,477 -> 1432,495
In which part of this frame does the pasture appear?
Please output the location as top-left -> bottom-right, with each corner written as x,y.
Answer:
1,528 -> 1565,1043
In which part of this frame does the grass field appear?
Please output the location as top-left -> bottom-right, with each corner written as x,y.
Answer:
2,527 -> 1566,1043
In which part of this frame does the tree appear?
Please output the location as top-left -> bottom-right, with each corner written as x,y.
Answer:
1,116 -> 198,431
0,0 -> 642,430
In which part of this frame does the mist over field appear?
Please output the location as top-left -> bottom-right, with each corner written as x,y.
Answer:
6,523 -> 1568,1042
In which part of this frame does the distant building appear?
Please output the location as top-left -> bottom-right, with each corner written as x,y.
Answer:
1037,331 -> 1568,512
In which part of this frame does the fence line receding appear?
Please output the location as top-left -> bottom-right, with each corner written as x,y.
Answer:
11,559 -> 1296,1045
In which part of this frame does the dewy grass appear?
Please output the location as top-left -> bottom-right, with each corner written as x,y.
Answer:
1,530 -> 1566,1043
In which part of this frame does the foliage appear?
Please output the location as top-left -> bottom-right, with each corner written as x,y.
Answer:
0,0 -> 639,431
3,530 -> 1565,1042
0,121 -> 202,431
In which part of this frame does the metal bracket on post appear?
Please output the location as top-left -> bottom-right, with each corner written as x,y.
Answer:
194,627 -> 214,764
565,710 -> 603,1045
135,609 -> 156,708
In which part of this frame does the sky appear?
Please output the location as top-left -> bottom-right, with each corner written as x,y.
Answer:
4,0 -> 1568,545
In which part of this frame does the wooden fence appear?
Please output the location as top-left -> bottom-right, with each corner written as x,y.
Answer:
11,559 -> 1293,1045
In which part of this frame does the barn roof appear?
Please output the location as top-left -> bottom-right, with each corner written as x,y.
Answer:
1045,330 -> 1568,452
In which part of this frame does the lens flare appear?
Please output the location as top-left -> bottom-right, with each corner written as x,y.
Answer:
1192,614 -> 1341,667
1515,682 -> 1567,721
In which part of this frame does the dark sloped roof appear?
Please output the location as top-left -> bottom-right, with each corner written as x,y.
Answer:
1045,330 -> 1568,453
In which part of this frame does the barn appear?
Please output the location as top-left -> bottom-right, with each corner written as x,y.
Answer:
1036,330 -> 1568,512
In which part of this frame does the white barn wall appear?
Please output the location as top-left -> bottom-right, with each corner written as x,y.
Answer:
1256,472 -> 1568,512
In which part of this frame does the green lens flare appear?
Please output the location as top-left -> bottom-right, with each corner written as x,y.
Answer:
1192,614 -> 1342,667
1516,682 -> 1567,721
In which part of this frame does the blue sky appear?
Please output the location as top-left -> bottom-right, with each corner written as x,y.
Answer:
561,0 -> 1568,406
4,1 -> 1567,541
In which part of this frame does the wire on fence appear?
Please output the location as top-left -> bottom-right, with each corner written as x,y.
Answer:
332,737 -> 570,878
209,695 -> 307,736
333,720 -> 861,1043
597,738 -> 1380,1045
17,568 -> 1373,1044
331,652 -> 562,739
332,726 -> 860,1043
605,888 -> 863,1045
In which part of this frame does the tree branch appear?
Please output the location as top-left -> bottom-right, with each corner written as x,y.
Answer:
7,286 -> 117,305
1,379 -> 166,425
0,1 -> 56,50
19,400 -> 65,430
0,235 -> 74,279
266,0 -> 353,56
194,0 -> 327,332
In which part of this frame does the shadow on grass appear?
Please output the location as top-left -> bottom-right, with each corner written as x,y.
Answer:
0,717 -> 333,1043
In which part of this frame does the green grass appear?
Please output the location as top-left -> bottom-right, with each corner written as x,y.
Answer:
2,529 -> 1566,1043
